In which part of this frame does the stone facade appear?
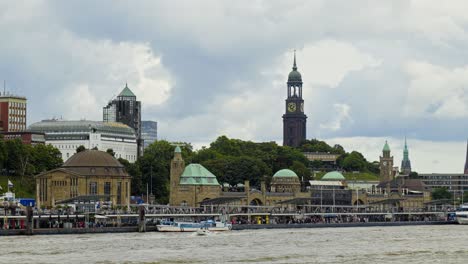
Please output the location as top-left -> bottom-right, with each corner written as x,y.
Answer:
35,150 -> 131,208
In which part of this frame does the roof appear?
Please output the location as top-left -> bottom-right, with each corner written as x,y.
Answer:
179,164 -> 220,186
377,178 -> 429,192
28,120 -> 136,137
174,146 -> 181,153
288,51 -> 302,83
64,150 -> 124,168
322,171 -> 345,180
118,83 -> 136,97
273,169 -> 298,178
383,141 -> 390,152
309,180 -> 344,186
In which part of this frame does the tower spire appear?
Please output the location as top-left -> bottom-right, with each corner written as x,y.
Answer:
292,50 -> 297,71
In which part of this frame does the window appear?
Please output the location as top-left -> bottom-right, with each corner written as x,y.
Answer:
89,182 -> 97,195
104,182 -> 111,195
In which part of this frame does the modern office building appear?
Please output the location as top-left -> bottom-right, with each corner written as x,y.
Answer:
141,120 -> 158,148
103,83 -> 143,156
28,120 -> 138,162
419,173 -> 468,198
0,93 -> 27,132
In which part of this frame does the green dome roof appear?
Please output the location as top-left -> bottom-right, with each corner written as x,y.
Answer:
174,146 -> 181,153
322,171 -> 345,181
179,164 -> 220,186
383,141 -> 391,152
273,169 -> 298,178
288,70 -> 302,82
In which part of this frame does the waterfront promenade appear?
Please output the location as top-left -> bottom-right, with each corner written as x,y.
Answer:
0,204 -> 455,236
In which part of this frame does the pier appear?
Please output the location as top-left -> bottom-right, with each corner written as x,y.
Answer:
0,204 -> 457,236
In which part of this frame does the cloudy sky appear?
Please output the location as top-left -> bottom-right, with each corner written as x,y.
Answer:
1,0 -> 467,173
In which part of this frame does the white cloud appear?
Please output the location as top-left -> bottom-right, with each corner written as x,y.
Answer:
273,40 -> 381,89
404,61 -> 468,119
319,103 -> 352,131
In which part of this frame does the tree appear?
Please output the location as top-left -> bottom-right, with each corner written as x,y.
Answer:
409,172 -> 419,179
106,148 -> 115,157
119,158 -> 142,195
432,187 -> 452,200
76,145 -> 86,153
342,151 -> 367,171
290,161 -> 312,181
31,144 -> 63,173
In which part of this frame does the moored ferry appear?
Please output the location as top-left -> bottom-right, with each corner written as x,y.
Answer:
157,220 -> 232,232
455,204 -> 468,225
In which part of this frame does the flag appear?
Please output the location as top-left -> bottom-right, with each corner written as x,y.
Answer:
8,180 -> 13,188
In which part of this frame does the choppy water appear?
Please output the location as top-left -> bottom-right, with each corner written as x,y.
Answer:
0,226 -> 468,263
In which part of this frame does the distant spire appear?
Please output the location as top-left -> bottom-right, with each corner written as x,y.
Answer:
292,50 -> 297,71
125,82 -> 128,88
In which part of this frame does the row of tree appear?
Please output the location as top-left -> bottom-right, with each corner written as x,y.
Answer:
0,138 -> 63,180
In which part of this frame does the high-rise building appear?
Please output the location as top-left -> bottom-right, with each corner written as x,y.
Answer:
283,51 -> 307,147
103,83 -> 143,156
401,138 -> 412,175
0,93 -> 27,132
380,141 -> 394,183
141,120 -> 158,148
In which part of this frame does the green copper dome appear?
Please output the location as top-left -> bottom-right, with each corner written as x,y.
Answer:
321,171 -> 345,181
273,169 -> 298,178
383,141 -> 391,152
174,146 -> 182,153
179,164 -> 220,186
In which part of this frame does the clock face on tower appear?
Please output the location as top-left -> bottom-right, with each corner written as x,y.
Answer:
287,102 -> 296,112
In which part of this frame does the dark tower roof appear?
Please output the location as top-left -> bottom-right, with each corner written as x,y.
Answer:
288,50 -> 302,83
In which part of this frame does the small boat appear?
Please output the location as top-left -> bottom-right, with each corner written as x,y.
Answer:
157,220 -> 232,232
456,204 -> 468,225
196,229 -> 210,236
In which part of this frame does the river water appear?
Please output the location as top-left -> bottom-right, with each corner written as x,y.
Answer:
0,225 -> 467,263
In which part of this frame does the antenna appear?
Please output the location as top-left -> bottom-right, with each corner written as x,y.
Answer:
3,80 -> 5,95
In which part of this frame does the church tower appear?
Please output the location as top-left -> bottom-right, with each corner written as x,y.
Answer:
401,138 -> 412,175
380,141 -> 394,183
464,140 -> 468,174
283,51 -> 307,147
169,146 -> 185,205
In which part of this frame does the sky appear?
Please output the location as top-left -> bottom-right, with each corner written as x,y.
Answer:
1,0 -> 467,173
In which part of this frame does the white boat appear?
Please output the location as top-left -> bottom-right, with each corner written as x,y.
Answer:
455,204 -> 468,224
157,220 -> 232,232
196,229 -> 211,236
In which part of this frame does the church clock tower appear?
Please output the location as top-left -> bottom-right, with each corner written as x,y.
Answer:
380,141 -> 394,183
283,51 -> 307,147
